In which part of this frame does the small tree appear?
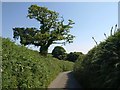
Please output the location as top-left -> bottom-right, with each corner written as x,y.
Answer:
52,46 -> 66,60
66,52 -> 79,62
66,52 -> 84,62
13,5 -> 75,56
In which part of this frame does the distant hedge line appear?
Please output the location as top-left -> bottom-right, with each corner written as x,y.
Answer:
2,38 -> 74,88
74,29 -> 120,88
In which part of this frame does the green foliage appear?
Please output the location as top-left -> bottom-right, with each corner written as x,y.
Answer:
2,38 -> 74,88
67,52 -> 84,62
52,46 -> 66,60
13,4 -> 75,56
74,29 -> 120,88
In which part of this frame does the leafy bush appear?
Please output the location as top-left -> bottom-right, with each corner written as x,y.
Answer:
74,29 -> 120,88
52,46 -> 66,60
2,38 -> 74,89
67,52 -> 84,62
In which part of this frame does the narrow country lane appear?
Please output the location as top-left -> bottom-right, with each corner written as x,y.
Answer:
48,71 -> 81,89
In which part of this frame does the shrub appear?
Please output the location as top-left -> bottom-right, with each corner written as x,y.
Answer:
52,46 -> 66,60
2,38 -> 74,89
74,29 -> 120,88
67,52 -> 84,62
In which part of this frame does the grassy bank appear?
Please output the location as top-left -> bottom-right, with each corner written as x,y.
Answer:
2,38 -> 74,88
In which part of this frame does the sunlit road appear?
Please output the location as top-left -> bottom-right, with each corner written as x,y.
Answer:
48,71 -> 81,89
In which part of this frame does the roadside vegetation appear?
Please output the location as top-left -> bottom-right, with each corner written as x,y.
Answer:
74,28 -> 120,88
2,38 -> 74,88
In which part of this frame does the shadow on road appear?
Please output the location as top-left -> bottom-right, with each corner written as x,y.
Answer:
64,71 -> 82,89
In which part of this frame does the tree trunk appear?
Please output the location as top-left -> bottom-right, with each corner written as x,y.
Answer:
39,40 -> 53,56
39,45 -> 48,56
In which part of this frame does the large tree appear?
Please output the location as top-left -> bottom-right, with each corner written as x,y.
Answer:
13,5 -> 75,56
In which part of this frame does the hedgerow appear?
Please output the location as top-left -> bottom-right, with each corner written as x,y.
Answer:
2,38 -> 74,88
74,29 -> 120,88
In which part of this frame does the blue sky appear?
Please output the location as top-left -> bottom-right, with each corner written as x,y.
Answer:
2,2 -> 118,54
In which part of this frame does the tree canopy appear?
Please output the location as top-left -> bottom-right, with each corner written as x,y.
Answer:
52,46 -> 66,60
13,4 -> 75,56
